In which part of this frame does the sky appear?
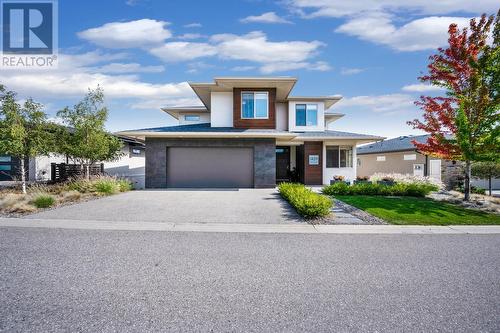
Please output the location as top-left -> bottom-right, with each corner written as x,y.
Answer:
1,0 -> 498,138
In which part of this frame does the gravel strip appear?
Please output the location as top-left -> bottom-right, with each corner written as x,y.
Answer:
332,199 -> 387,225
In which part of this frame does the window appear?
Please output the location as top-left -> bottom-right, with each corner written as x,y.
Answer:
0,156 -> 11,162
132,148 -> 141,155
0,165 -> 11,171
376,156 -> 386,162
184,115 -> 200,121
241,92 -> 268,119
404,154 -> 416,160
326,146 -> 352,168
296,104 -> 318,126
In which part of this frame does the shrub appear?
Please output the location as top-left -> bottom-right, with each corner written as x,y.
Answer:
0,194 -> 35,213
455,185 -> 486,195
369,173 -> 443,188
32,194 -> 55,208
66,176 -> 133,194
322,182 -> 351,195
93,178 -> 120,195
279,183 -> 332,218
322,182 -> 438,197
66,178 -> 95,193
59,190 -> 82,203
116,179 -> 133,192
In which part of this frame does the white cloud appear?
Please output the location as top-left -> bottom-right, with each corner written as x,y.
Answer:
78,19 -> 171,48
335,14 -> 471,51
335,93 -> 415,113
340,67 -> 365,75
0,51 -> 196,111
212,31 -> 324,63
176,33 -> 205,40
130,97 -> 202,110
94,62 -> 165,74
231,66 -> 256,72
402,83 -> 445,92
186,61 -> 216,74
149,42 -> 218,62
288,0 -> 499,18
260,61 -> 331,74
184,22 -> 202,28
240,12 -> 292,24
145,31 -> 328,72
287,0 -> 495,51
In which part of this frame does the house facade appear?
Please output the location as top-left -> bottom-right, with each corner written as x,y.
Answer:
358,135 -> 500,190
357,135 -> 462,188
118,77 -> 383,188
0,136 -> 145,188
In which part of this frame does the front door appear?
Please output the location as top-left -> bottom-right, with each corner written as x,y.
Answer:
276,147 -> 290,182
429,159 -> 442,182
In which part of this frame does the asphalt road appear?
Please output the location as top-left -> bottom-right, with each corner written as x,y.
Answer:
1,227 -> 499,332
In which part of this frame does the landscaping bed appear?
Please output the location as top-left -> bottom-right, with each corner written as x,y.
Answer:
0,176 -> 132,217
278,183 -> 332,219
336,195 -> 500,225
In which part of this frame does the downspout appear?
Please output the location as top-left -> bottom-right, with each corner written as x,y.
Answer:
424,154 -> 428,177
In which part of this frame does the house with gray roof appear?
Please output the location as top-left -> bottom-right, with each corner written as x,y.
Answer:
357,135 -> 462,188
117,77 -> 383,188
357,135 -> 499,190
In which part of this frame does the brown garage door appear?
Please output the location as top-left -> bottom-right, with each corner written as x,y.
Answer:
167,147 -> 254,188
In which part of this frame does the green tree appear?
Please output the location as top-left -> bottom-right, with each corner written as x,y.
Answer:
0,85 -> 55,193
471,162 -> 500,196
57,87 -> 122,179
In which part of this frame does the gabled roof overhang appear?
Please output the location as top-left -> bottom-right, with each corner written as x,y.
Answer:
189,77 -> 297,109
161,106 -> 208,119
287,96 -> 343,110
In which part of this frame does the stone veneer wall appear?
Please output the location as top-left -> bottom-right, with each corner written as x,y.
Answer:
145,138 -> 276,188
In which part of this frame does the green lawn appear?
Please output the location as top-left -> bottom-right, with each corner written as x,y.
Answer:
336,195 -> 500,225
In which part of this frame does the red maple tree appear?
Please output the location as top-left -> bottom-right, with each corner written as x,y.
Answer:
408,12 -> 498,199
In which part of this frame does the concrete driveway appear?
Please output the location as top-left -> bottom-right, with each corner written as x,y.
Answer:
27,189 -> 303,224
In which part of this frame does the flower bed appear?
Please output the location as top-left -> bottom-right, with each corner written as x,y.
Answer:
278,183 -> 332,218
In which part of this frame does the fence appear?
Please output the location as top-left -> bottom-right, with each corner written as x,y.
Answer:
51,163 -> 104,182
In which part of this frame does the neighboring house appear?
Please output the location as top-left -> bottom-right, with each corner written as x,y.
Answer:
356,135 -> 498,190
117,77 -> 383,188
0,135 -> 145,187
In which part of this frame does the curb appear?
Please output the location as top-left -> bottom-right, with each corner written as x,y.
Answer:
1,218 -> 500,234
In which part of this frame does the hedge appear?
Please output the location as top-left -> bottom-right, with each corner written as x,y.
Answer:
322,182 -> 439,197
278,183 -> 332,218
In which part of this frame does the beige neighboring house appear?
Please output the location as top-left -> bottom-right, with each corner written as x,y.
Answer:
357,135 -> 461,188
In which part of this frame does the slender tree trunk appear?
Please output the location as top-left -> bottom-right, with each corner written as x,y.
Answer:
20,157 -> 26,194
489,175 -> 492,196
464,160 -> 471,201
86,163 -> 90,180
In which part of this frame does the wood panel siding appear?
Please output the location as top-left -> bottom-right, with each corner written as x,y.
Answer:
303,142 -> 323,185
233,88 -> 276,129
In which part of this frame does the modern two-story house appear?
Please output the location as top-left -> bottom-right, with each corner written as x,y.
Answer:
118,77 -> 383,188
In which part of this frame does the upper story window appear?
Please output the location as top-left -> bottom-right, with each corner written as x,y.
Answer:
296,104 -> 318,126
184,115 -> 200,121
241,92 -> 268,119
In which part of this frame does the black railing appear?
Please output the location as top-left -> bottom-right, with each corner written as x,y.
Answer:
50,163 -> 104,182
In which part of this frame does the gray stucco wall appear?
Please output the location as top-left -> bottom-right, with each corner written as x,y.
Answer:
145,138 -> 276,188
